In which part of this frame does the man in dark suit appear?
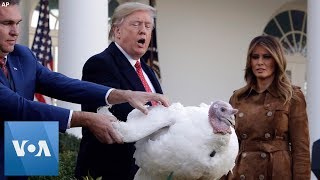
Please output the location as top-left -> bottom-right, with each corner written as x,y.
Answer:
0,1 -> 169,179
75,2 -> 163,180
312,139 -> 320,179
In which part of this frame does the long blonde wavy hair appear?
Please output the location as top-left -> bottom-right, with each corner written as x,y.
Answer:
234,35 -> 296,104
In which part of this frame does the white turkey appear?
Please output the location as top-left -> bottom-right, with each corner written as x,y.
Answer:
98,100 -> 239,180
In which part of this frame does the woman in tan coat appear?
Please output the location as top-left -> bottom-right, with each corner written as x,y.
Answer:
226,35 -> 310,180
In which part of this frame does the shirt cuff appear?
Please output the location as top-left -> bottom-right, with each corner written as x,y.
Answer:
67,110 -> 73,129
105,88 -> 114,105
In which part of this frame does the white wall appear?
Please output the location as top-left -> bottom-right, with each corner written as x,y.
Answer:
157,0 -> 291,105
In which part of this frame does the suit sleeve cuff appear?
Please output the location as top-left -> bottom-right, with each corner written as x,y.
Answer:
67,110 -> 73,129
105,88 -> 114,105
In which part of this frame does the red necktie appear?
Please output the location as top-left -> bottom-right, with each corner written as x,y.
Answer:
135,61 -> 157,106
0,57 -> 8,79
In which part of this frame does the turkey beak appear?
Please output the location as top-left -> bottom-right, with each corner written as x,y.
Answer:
228,116 -> 235,128
221,116 -> 235,128
229,109 -> 238,128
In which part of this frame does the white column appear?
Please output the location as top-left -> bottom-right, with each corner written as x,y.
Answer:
57,0 -> 109,137
307,0 -> 320,179
17,0 -> 34,46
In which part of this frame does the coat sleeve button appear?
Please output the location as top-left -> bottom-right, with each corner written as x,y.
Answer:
259,174 -> 265,180
260,152 -> 267,159
240,174 -> 246,180
264,133 -> 271,139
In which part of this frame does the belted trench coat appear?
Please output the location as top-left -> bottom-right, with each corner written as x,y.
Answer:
225,85 -> 310,180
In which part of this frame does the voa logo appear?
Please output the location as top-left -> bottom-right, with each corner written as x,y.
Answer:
12,140 -> 51,157
4,121 -> 59,176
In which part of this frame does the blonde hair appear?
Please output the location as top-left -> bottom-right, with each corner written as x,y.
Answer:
234,35 -> 296,104
108,2 -> 156,41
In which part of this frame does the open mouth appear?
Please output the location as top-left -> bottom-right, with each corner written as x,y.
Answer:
137,38 -> 145,45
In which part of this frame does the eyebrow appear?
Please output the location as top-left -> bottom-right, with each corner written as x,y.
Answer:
130,20 -> 152,23
251,53 -> 271,55
0,19 -> 22,24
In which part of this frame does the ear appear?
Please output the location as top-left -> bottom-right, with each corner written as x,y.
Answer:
114,26 -> 121,39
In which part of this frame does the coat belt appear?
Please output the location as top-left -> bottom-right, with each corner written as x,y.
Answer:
238,140 -> 290,179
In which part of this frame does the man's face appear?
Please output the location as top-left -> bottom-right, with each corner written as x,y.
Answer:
0,5 -> 21,56
115,10 -> 153,60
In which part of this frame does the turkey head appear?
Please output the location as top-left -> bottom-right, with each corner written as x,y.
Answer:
208,100 -> 238,134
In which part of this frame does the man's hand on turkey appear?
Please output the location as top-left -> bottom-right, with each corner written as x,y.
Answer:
107,89 -> 170,115
70,111 -> 123,144
98,105 -> 175,142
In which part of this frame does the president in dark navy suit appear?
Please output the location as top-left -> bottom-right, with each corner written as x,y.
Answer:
0,1 -> 169,179
75,2 -> 163,180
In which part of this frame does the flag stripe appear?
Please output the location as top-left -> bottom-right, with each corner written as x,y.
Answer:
31,0 -> 53,104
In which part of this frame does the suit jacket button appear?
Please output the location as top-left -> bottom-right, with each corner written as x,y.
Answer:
242,152 -> 247,158
240,174 -> 246,180
238,112 -> 244,117
267,111 -> 273,116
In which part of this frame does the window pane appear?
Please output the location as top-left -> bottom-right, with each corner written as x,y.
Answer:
276,11 -> 291,33
264,19 -> 282,38
291,10 -> 304,31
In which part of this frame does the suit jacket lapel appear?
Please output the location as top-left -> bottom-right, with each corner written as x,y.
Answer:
109,42 -> 163,94
0,71 -> 10,87
7,54 -> 24,94
109,43 -> 146,92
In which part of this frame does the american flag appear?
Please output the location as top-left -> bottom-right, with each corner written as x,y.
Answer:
31,0 -> 53,104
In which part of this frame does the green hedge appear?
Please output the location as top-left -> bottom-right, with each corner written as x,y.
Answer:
29,132 -> 80,180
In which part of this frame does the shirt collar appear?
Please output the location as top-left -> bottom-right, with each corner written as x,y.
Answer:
0,56 -> 7,64
5,56 -> 7,63
266,84 -> 279,97
115,42 -> 140,68
245,83 -> 279,98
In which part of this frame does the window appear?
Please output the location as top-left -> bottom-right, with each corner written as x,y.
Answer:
263,10 -> 307,57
